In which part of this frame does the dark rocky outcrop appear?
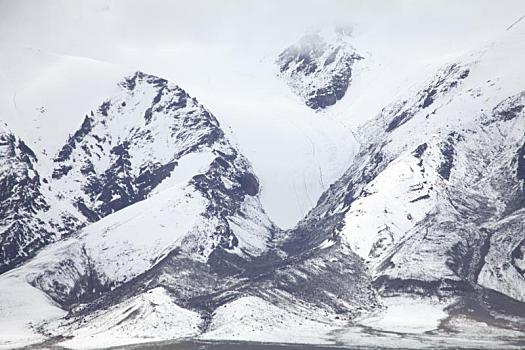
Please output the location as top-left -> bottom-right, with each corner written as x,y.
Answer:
277,31 -> 362,110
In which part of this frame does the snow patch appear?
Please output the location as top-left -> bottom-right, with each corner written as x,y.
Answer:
359,296 -> 450,334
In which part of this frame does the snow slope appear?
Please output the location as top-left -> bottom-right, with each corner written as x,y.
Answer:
293,17 -> 525,301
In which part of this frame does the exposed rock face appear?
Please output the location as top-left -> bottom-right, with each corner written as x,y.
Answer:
277,28 -> 362,110
0,124 -> 82,273
52,72 -> 228,221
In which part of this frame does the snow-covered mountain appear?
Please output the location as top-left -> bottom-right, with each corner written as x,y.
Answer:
305,25 -> 525,296
277,27 -> 362,110
0,70 -> 278,348
284,20 -> 525,343
52,71 -> 253,224
2,8 -> 525,350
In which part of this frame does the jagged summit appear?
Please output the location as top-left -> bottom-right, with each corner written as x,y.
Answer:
52,71 -> 227,221
277,27 -> 362,110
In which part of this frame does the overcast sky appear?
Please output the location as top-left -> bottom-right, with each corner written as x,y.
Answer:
1,0 -> 525,63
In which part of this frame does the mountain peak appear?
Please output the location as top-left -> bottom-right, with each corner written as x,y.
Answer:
276,27 -> 363,110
